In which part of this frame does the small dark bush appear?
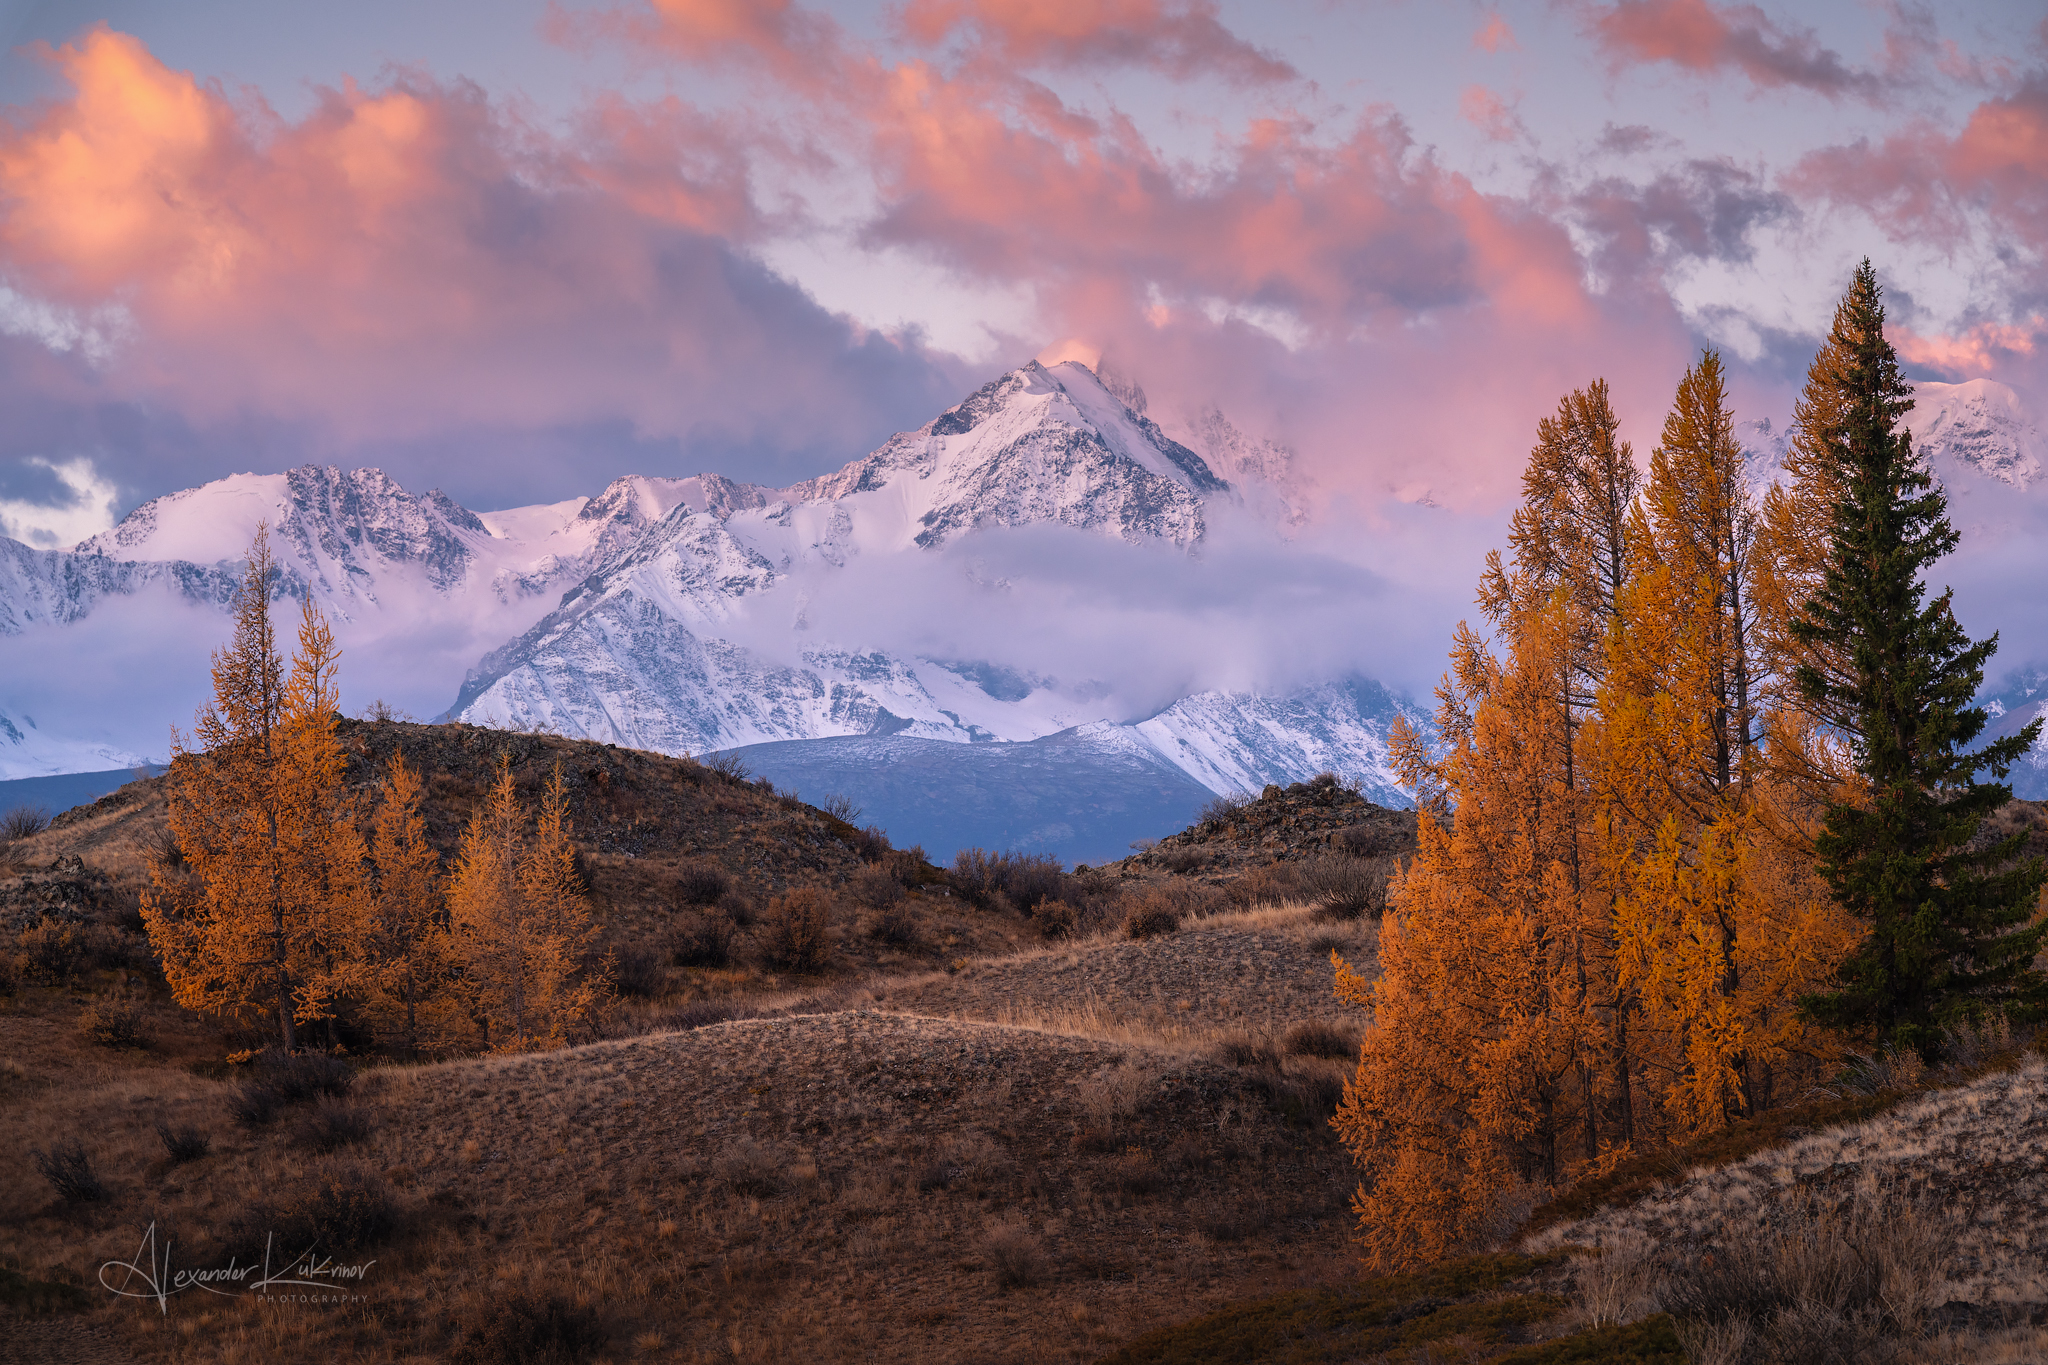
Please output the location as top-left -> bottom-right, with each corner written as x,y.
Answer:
673,861 -> 729,907
1,805 -> 49,840
714,1137 -> 782,1196
233,1163 -> 400,1256
703,751 -> 749,782
450,1291 -> 609,1365
78,997 -> 149,1049
983,1222 -> 1047,1290
851,824 -> 892,862
759,889 -> 833,973
952,848 -> 1068,910
1097,1147 -> 1163,1198
1304,856 -> 1390,922
17,919 -> 89,983
608,946 -> 662,998
1283,1020 -> 1361,1060
751,775 -> 777,796
150,823 -> 187,871
1214,1036 -> 1280,1070
1158,844 -> 1211,873
1225,862 -> 1304,909
848,865 -> 906,911
820,793 -> 862,823
230,1083 -> 281,1129
1338,822 -> 1405,858
670,910 -> 737,968
1198,791 -> 1252,825
1250,1066 -> 1347,1126
232,1050 -> 354,1127
1034,898 -> 1082,939
260,1050 -> 355,1103
881,846 -> 933,885
1122,893 -> 1183,940
292,1100 -> 374,1153
863,900 -> 921,949
33,1140 -> 106,1203
156,1123 -> 211,1164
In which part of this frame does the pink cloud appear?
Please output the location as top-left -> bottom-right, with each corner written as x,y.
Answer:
1894,321 -> 2042,380
1459,85 -> 1520,142
0,26 -> 953,478
1789,78 -> 2048,253
1474,14 -> 1519,54
896,0 -> 1295,83
1586,0 -> 1873,97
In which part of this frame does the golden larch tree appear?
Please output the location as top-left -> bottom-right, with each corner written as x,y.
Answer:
142,526 -> 364,1050
356,751 -> 454,1056
446,760 -> 607,1052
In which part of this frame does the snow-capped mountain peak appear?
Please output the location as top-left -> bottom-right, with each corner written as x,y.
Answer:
1909,378 -> 2043,491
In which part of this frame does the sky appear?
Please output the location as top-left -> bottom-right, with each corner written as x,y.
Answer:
0,0 -> 2044,558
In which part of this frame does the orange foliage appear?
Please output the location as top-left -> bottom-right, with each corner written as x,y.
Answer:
1341,359 -> 1860,1269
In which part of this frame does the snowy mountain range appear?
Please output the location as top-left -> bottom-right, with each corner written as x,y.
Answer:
6,362 -> 2045,855
0,360 -> 1411,858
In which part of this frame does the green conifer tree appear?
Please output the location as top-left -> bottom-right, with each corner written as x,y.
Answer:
1793,261 -> 2047,1059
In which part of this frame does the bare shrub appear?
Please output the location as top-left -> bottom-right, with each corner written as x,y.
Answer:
672,861 -> 729,907
952,848 -> 1068,911
849,865 -> 906,911
1213,1035 -> 1280,1070
982,1218 -> 1047,1289
819,793 -> 862,824
78,997 -> 149,1049
156,1123 -> 211,1164
449,1291 -> 609,1365
1121,891 -> 1183,940
33,1140 -> 106,1203
233,1050 -> 354,1127
1097,1146 -> 1163,1198
1225,862 -> 1304,909
1198,791 -> 1252,824
1939,1013 -> 2016,1070
850,824 -> 892,862
1575,1234 -> 1658,1327
759,889 -> 833,973
608,945 -> 663,998
714,1137 -> 783,1196
1337,821 -> 1407,858
1,805 -> 49,840
1158,843 -> 1210,873
1660,1190 -> 1950,1362
703,751 -> 749,782
862,899 -> 920,949
231,1162 -> 401,1255
17,919 -> 90,983
1282,1019 -> 1360,1060
1819,1046 -> 1926,1098
1249,1060 -> 1347,1126
1074,1061 -> 1155,1136
671,910 -> 737,968
1302,855 -> 1390,921
291,1100 -> 374,1153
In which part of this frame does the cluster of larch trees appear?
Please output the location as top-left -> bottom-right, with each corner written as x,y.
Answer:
139,526 -> 608,1056
1334,263 -> 2048,1270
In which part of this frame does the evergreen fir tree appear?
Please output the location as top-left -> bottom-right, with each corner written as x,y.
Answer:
1793,261 -> 2047,1059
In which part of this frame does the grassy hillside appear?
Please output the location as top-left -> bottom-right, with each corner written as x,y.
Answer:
5,730 -> 2044,1363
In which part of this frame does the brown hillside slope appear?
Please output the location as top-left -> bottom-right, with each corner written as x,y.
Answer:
1,905 -> 1383,1365
4,719 -> 1041,993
